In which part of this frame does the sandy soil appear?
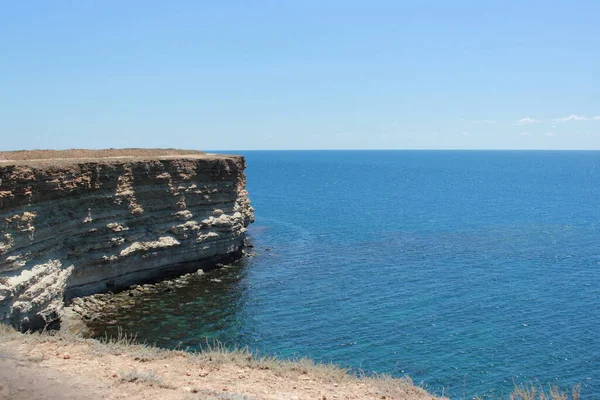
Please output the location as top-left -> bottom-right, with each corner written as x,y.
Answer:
0,328 -> 443,400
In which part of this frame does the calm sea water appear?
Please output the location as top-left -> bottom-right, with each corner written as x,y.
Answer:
89,151 -> 600,398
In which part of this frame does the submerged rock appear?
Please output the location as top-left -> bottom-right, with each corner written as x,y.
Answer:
64,264 -> 229,335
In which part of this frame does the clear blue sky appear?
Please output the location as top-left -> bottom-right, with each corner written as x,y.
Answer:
1,1 -> 599,150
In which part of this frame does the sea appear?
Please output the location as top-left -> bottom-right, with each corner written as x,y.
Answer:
88,150 -> 600,399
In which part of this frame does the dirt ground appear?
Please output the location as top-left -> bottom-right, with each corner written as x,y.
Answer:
0,351 -> 110,400
0,327 -> 443,400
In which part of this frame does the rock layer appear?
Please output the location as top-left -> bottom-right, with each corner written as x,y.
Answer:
0,150 -> 254,330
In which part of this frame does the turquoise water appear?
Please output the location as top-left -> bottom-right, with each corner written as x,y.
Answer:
90,151 -> 600,398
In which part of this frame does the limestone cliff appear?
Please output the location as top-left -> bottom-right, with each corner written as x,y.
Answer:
0,149 -> 254,330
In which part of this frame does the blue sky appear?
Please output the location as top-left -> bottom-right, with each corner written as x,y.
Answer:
1,1 -> 599,150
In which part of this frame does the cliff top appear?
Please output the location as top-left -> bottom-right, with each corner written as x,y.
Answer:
0,149 -> 236,167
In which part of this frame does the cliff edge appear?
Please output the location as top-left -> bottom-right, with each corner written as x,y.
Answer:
0,149 -> 254,331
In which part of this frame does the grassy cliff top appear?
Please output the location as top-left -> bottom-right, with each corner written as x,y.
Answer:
0,149 -> 237,166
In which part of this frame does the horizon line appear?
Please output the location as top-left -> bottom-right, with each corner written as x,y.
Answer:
207,148 -> 600,152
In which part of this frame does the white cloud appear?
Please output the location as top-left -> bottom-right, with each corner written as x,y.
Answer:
593,116 -> 600,121
545,132 -> 557,137
462,131 -> 469,136
553,114 -> 587,123
520,132 -> 531,136
515,117 -> 540,125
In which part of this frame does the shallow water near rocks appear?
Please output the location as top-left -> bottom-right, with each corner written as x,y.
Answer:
88,150 -> 600,399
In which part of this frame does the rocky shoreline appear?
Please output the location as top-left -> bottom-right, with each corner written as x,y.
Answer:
66,265 -> 221,332
61,234 -> 261,336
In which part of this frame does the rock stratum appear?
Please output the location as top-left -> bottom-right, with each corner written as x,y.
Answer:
0,149 -> 254,331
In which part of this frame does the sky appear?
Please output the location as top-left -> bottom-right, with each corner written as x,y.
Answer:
1,1 -> 599,150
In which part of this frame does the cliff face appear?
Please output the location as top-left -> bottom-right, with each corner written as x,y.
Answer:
0,150 -> 254,330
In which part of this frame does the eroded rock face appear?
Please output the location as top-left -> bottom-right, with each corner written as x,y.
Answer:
0,151 -> 254,330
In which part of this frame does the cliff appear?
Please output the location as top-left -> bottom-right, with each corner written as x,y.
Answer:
0,149 -> 254,331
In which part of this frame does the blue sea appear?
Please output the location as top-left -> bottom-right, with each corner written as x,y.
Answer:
90,151 -> 600,398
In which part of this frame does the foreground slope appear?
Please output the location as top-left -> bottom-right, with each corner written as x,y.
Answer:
0,325 -> 443,400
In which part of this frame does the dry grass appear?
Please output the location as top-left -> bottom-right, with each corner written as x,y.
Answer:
95,334 -> 179,364
189,339 -> 350,381
0,322 -> 17,337
91,330 -> 351,382
0,323 -> 442,399
510,382 -> 581,400
0,324 -> 585,400
0,148 -> 206,162
92,331 -> 437,399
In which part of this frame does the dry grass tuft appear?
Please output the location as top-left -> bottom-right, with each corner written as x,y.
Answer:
510,382 -> 581,400
93,328 -> 177,362
189,340 -> 349,382
360,373 -> 436,399
0,323 -> 17,338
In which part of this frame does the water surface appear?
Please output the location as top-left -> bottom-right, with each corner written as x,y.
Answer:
89,151 -> 600,398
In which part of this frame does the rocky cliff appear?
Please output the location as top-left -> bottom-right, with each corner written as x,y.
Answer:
0,149 -> 254,331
